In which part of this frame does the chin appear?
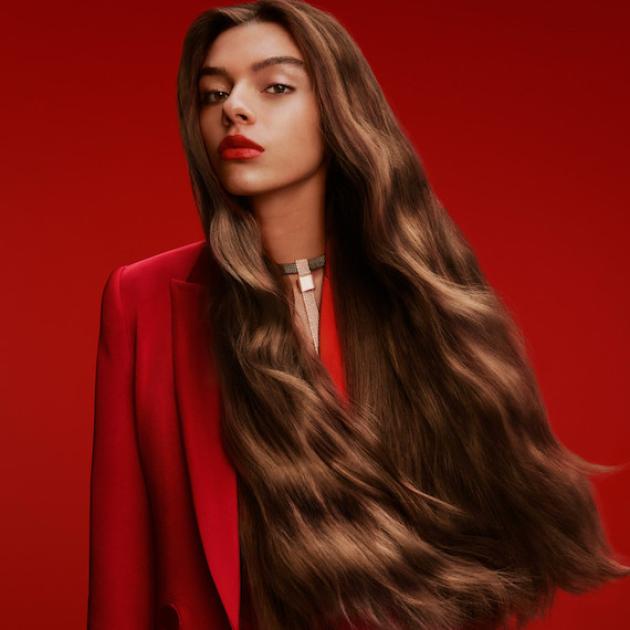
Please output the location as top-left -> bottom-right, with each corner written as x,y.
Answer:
222,181 -> 267,197
220,173 -> 283,198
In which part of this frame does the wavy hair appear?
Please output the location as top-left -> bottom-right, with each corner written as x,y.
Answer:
176,1 -> 629,628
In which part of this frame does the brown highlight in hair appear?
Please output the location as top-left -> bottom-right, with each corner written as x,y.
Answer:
176,1 -> 630,628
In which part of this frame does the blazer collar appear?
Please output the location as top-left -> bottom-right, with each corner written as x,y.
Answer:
170,241 -> 347,630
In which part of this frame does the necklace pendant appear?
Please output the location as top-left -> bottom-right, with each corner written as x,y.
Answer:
298,271 -> 315,293
295,258 -> 319,354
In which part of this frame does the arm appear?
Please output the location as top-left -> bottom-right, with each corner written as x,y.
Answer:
87,265 -> 155,629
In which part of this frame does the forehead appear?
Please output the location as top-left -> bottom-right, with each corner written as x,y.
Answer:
203,21 -> 302,68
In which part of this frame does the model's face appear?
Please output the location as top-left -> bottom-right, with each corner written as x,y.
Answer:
198,21 -> 326,197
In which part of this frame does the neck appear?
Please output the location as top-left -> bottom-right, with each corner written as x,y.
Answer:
249,164 -> 327,264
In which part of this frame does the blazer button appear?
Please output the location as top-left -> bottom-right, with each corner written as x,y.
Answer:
157,603 -> 180,630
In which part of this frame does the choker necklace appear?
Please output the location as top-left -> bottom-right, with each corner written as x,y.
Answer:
278,253 -> 325,275
278,253 -> 325,354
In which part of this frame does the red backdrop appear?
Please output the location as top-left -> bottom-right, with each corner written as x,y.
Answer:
1,1 -> 628,628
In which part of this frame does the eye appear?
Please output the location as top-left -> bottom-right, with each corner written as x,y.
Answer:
198,83 -> 295,106
199,90 -> 227,105
264,83 -> 294,95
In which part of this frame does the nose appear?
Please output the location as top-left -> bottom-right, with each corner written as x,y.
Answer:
222,89 -> 255,127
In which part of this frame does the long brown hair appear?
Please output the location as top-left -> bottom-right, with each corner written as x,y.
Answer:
176,1 -> 629,628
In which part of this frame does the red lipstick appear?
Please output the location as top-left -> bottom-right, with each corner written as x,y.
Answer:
218,134 -> 265,160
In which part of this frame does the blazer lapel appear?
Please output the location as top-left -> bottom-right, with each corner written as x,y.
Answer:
171,277 -> 241,630
319,240 -> 348,404
170,244 -> 347,630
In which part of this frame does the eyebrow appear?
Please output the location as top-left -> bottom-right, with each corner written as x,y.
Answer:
198,55 -> 305,81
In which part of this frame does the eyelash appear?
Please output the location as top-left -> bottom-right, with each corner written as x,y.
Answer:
199,83 -> 295,105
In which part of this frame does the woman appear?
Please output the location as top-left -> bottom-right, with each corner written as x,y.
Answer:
87,1 -> 629,629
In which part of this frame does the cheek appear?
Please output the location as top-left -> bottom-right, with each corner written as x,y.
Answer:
274,102 -> 324,170
198,114 -> 221,166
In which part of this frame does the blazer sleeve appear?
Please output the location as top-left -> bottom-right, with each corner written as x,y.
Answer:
87,264 -> 155,629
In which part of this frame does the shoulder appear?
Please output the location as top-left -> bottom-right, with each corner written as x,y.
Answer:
122,239 -> 210,287
101,239 -> 213,322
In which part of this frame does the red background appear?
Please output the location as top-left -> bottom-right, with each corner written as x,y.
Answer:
1,1 -> 628,628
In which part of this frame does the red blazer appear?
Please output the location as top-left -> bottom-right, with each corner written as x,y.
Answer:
88,239 -> 349,630
88,239 -> 498,630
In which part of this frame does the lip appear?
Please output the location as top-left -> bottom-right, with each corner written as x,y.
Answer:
218,133 -> 265,160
